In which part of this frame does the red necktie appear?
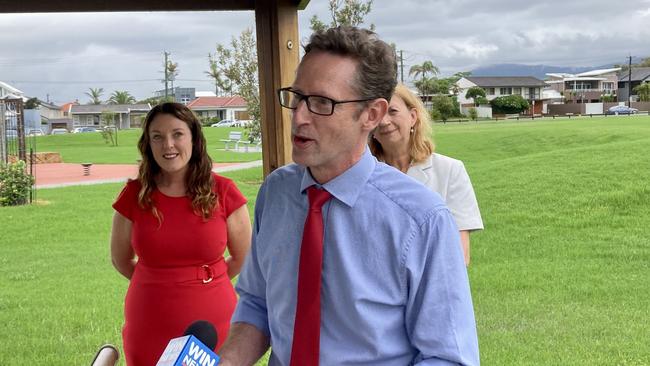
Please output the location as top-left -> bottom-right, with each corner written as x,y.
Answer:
290,186 -> 332,366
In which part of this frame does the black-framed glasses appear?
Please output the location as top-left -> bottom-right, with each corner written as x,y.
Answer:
278,87 -> 374,116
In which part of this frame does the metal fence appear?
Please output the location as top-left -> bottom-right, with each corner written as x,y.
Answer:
1,98 -> 36,203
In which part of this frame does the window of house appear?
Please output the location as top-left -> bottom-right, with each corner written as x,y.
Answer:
513,87 -> 521,95
499,87 -> 512,95
485,87 -> 495,95
86,115 -> 93,125
73,115 -> 80,126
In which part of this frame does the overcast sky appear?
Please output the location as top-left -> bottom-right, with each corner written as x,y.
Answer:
1,0 -> 649,105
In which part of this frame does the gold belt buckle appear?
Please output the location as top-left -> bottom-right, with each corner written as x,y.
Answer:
202,265 -> 213,284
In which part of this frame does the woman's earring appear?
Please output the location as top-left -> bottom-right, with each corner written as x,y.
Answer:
410,127 -> 414,134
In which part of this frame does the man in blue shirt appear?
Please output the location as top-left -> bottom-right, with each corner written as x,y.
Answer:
218,26 -> 479,366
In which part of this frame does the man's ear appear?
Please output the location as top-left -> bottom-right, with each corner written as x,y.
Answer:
362,98 -> 388,132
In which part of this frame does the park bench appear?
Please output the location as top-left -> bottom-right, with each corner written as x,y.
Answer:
221,131 -> 243,151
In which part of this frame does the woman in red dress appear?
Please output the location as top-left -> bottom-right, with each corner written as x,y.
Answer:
110,102 -> 252,365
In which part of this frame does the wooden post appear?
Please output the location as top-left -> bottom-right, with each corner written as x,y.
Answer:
255,0 -> 300,176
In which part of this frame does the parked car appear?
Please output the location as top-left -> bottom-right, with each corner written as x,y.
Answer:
606,105 -> 638,115
210,119 -> 239,127
50,128 -> 68,135
79,126 -> 99,133
26,128 -> 44,136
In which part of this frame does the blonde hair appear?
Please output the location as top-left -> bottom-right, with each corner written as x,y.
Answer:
370,83 -> 434,164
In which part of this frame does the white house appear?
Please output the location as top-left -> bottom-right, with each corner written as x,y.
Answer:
456,76 -> 546,114
545,67 -> 620,103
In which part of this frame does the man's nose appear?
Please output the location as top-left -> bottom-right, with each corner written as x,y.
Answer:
292,98 -> 311,126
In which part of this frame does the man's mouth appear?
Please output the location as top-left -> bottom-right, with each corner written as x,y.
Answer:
293,134 -> 314,147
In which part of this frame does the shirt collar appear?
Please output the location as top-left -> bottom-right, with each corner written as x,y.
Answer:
300,148 -> 376,207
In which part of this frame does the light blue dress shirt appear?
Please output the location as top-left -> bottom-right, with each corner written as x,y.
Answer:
233,149 -> 479,365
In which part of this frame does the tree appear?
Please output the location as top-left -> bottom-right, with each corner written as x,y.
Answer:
430,95 -> 456,122
85,87 -> 104,105
137,96 -> 172,106
409,61 -> 439,96
310,0 -> 375,32
633,82 -> 650,102
489,95 -> 530,114
24,97 -> 40,109
108,91 -> 136,105
215,28 -> 261,143
166,60 -> 179,98
206,53 -> 232,96
467,107 -> 478,121
465,86 -> 487,106
100,111 -> 118,146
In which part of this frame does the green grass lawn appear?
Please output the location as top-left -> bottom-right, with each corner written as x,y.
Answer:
30,127 -> 261,164
1,115 -> 649,364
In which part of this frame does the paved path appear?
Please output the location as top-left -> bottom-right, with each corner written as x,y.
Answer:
34,160 -> 263,189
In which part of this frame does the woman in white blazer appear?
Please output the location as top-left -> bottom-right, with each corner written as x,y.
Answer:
370,83 -> 483,265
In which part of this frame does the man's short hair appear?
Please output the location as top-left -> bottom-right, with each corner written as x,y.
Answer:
304,26 -> 397,102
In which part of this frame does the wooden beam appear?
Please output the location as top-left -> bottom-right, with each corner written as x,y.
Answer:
0,0 -> 256,13
0,0 -> 308,13
255,0 -> 299,176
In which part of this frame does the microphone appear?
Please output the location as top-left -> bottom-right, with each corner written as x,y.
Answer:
156,320 -> 220,366
90,344 -> 119,366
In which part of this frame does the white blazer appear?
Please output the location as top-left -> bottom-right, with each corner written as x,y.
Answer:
407,153 -> 484,231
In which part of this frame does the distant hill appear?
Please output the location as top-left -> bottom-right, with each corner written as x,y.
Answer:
470,64 -> 612,80
470,57 -> 646,80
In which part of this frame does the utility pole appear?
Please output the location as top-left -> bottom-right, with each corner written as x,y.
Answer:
627,55 -> 632,107
399,50 -> 404,83
164,51 -> 170,101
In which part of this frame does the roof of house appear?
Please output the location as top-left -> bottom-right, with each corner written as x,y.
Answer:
617,67 -> 650,82
71,104 -> 151,114
0,81 -> 23,95
465,76 -> 546,87
576,67 -> 621,77
187,96 -> 247,109
60,101 -> 79,112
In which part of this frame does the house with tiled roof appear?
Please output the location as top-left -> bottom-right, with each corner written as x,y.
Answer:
187,96 -> 249,121
70,103 -> 151,129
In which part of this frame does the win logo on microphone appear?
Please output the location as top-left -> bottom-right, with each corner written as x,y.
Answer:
156,335 -> 220,366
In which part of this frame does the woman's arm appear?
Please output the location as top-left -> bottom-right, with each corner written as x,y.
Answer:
110,211 -> 136,279
225,204 -> 252,279
460,230 -> 471,266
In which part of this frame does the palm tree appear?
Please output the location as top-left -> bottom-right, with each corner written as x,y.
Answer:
85,87 -> 104,105
633,82 -> 650,102
108,90 -> 136,105
409,61 -> 440,96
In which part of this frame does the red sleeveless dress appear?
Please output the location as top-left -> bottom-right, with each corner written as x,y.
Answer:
112,173 -> 246,366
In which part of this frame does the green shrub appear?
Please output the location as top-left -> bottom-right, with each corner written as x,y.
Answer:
468,107 -> 478,121
0,160 -> 35,206
490,94 -> 530,114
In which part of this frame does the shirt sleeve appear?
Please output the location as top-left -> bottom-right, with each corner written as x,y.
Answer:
405,208 -> 480,366
446,161 -> 484,231
216,175 -> 248,217
231,181 -> 270,337
112,180 -> 138,221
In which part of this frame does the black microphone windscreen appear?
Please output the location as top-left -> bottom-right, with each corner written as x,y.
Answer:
183,320 -> 218,350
